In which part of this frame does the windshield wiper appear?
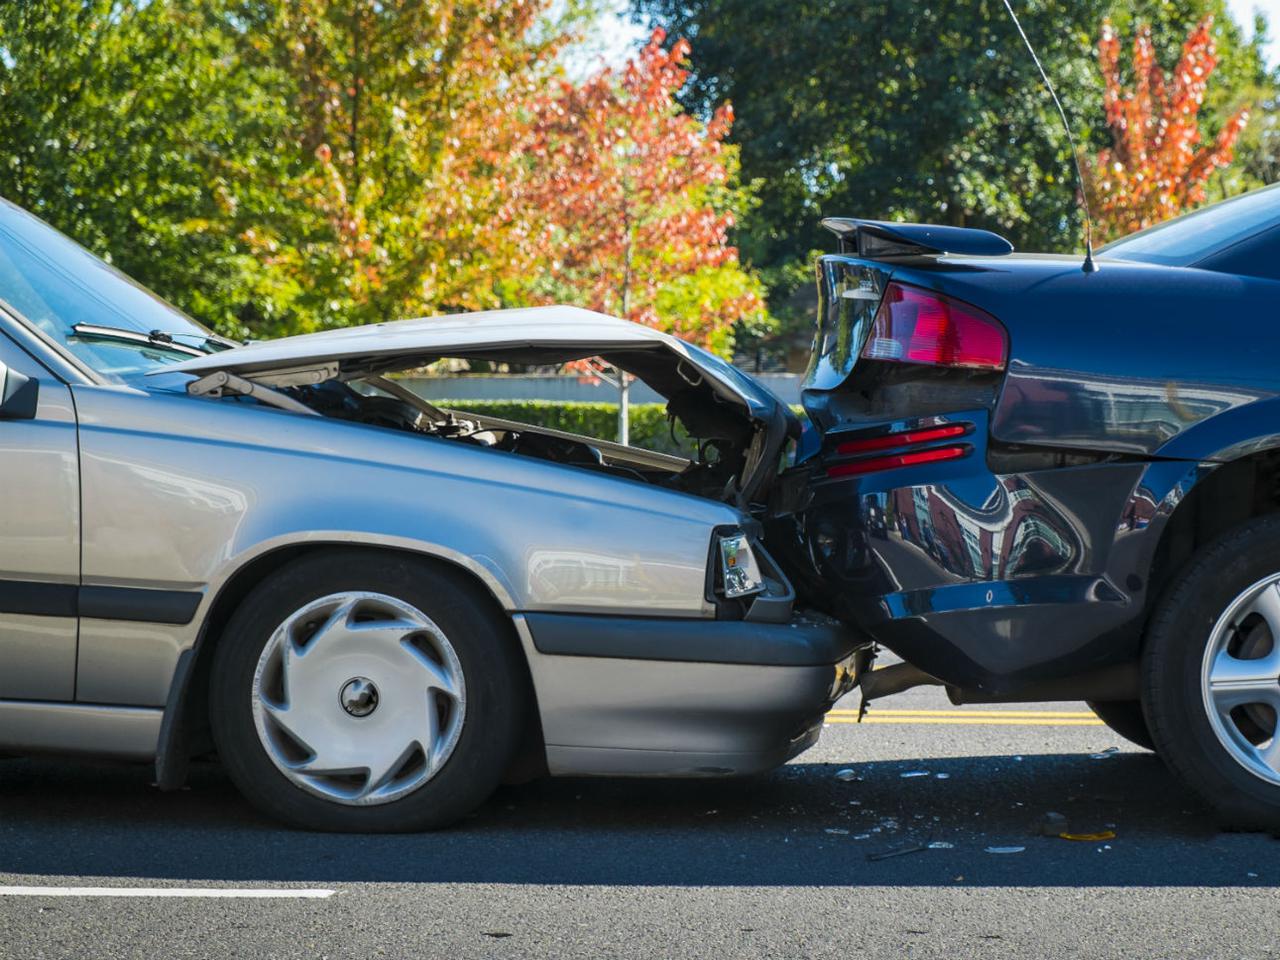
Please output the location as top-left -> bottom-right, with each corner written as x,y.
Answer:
70,323 -> 216,358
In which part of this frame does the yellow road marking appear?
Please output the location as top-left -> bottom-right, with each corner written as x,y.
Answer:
824,716 -> 1104,726
827,708 -> 1097,719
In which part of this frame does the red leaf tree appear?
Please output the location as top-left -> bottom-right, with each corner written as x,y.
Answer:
494,29 -> 764,358
1086,16 -> 1250,241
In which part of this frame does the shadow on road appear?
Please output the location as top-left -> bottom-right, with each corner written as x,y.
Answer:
0,751 -> 1273,887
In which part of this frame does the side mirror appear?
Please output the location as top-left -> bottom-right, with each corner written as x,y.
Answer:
0,362 -> 39,420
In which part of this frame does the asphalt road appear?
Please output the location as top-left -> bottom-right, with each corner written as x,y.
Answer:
0,684 -> 1276,959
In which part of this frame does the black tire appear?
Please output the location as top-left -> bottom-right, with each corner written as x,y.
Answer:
209,550 -> 526,832
1086,700 -> 1155,751
1142,517 -> 1280,831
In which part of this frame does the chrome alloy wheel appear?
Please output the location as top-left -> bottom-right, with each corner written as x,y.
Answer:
1201,573 -> 1280,786
251,592 -> 467,806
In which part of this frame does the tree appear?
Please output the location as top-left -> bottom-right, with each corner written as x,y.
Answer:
496,29 -> 763,357
489,28 -> 764,439
0,0 -> 285,329
1085,16 -> 1250,241
0,1 -> 585,339
224,0 -> 578,338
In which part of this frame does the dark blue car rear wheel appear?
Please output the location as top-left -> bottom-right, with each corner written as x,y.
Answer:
1143,517 -> 1280,830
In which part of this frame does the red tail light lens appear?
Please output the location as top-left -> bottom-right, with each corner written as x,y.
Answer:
862,282 -> 1006,370
834,423 -> 968,457
826,445 -> 968,478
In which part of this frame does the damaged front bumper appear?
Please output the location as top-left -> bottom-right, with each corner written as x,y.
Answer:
511,604 -> 865,778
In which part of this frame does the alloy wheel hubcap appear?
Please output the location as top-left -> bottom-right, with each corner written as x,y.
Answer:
1201,574 -> 1280,785
251,592 -> 466,806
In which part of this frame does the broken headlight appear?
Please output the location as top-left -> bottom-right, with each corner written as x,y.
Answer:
717,531 -> 765,599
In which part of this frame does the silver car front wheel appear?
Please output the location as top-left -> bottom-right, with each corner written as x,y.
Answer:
210,551 -> 525,831
251,592 -> 467,805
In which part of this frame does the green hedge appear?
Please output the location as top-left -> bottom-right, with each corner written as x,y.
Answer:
438,399 -> 696,456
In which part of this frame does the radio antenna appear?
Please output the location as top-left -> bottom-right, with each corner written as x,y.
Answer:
1000,0 -> 1097,273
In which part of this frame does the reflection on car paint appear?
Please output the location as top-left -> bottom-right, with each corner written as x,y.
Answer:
995,361 -> 1265,455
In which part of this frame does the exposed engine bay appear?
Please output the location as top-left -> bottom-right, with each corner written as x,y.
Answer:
284,376 -> 773,507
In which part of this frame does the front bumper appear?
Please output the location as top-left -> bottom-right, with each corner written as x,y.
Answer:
513,612 -> 863,777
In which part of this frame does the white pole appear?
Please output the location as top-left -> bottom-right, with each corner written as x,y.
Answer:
618,371 -> 630,445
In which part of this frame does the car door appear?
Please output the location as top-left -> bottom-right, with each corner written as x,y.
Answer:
0,329 -> 80,701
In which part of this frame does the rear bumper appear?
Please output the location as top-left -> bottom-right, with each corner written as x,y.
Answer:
514,612 -> 863,777
778,410 -> 1187,695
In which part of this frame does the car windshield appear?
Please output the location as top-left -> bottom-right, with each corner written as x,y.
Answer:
1098,182 -> 1280,267
0,198 -> 224,380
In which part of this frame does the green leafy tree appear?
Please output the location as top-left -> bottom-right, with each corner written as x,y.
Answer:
0,0 -> 287,330
0,1 -> 587,339
219,0 -> 583,337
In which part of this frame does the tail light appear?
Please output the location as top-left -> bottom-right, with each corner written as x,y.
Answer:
834,423 -> 967,456
826,445 -> 968,478
824,421 -> 973,479
862,282 -> 1006,370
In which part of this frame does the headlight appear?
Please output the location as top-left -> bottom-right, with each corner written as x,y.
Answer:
718,531 -> 765,599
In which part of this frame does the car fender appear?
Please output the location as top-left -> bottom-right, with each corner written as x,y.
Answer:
1153,394 -> 1280,463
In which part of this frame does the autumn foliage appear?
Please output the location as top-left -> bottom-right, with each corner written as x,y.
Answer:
1086,16 -> 1250,242
234,0 -> 567,337
495,29 -> 763,356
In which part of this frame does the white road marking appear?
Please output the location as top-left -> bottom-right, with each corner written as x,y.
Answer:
0,886 -> 334,899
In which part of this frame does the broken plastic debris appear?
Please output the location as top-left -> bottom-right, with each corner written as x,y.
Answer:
985,846 -> 1026,854
1061,830 -> 1117,842
900,770 -> 930,779
867,841 -> 927,861
927,841 -> 955,849
1089,746 -> 1121,760
835,768 -> 859,781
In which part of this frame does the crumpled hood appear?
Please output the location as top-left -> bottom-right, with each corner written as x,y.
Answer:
159,305 -> 790,425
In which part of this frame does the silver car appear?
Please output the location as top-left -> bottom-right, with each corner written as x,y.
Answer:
0,199 -> 860,831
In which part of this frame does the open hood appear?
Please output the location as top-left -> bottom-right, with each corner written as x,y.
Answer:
163,305 -> 785,420
159,305 -> 799,505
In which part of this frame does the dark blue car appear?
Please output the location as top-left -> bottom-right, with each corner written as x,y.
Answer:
779,183 -> 1280,828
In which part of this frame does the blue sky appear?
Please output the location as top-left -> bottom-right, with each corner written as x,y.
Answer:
596,2 -> 1280,69
1228,0 -> 1280,64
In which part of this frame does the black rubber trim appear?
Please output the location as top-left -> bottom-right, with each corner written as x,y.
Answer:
78,585 -> 202,625
523,612 -> 864,667
0,580 -> 77,618
0,580 -> 201,625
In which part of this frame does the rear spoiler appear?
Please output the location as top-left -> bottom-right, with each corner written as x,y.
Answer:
821,218 -> 1014,258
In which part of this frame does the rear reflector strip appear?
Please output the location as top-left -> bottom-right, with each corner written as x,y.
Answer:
826,445 -> 969,478
834,423 -> 968,457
